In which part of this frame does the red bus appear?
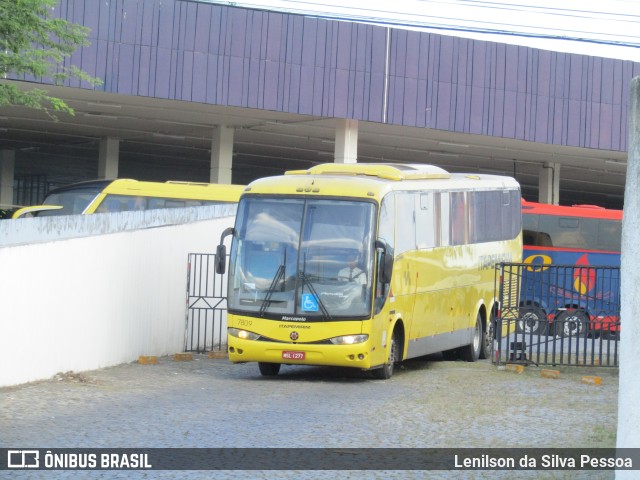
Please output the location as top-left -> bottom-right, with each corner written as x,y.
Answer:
519,200 -> 622,337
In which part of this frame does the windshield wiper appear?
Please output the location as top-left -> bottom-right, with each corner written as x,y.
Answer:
259,265 -> 285,317
298,271 -> 332,321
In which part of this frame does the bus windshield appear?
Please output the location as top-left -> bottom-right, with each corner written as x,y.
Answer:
39,183 -> 108,216
228,197 -> 376,320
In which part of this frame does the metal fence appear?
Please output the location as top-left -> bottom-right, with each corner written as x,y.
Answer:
185,253 -> 227,353
493,262 -> 620,367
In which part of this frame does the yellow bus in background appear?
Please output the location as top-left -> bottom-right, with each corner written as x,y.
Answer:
216,163 -> 522,379
12,179 -> 245,218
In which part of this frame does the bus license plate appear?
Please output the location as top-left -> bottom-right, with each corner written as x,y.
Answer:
282,351 -> 305,360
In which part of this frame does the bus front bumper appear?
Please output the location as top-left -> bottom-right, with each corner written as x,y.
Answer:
227,337 -> 374,369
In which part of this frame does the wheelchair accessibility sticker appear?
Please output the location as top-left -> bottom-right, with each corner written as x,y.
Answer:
301,294 -> 319,312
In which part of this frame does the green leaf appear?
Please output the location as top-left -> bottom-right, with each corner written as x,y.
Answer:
0,0 -> 102,113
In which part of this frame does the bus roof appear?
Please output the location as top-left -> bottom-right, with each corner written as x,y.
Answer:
102,179 -> 246,202
285,163 -> 451,180
245,163 -> 519,200
47,178 -> 246,202
522,199 -> 622,220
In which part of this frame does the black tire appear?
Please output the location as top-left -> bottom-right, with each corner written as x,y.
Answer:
459,313 -> 482,362
604,330 -> 619,341
258,362 -> 281,376
373,330 -> 399,379
479,314 -> 494,360
516,306 -> 548,336
556,310 -> 589,338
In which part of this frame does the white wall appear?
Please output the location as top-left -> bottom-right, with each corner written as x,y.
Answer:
0,203 -> 237,247
0,207 -> 235,387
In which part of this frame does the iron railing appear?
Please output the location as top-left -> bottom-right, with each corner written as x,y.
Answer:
493,262 -> 620,367
185,253 -> 228,352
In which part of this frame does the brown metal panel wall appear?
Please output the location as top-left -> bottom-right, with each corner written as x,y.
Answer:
34,0 -> 640,153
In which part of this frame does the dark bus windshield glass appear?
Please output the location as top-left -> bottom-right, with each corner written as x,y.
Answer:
523,214 -> 621,252
227,197 -> 376,320
39,185 -> 104,216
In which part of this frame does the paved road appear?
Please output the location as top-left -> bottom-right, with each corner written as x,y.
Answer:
1,354 -> 619,479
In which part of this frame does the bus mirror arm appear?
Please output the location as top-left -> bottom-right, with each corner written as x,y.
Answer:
375,239 -> 394,284
215,227 -> 235,275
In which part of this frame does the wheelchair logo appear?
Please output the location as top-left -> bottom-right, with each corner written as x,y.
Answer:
301,294 -> 319,312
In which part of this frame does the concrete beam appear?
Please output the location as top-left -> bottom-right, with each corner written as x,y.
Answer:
334,119 -> 358,164
538,162 -> 560,205
0,150 -> 16,208
98,138 -> 120,179
210,126 -> 233,184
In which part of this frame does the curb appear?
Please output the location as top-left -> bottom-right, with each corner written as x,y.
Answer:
172,353 -> 193,362
138,355 -> 158,365
208,351 -> 228,359
505,364 -> 525,374
541,369 -> 561,379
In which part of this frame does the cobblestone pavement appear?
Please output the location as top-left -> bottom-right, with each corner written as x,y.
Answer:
1,354 -> 619,479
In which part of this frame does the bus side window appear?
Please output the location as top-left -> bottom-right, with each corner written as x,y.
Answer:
95,195 -> 127,212
523,230 -> 552,246
396,193 -> 417,254
164,200 -> 187,209
597,220 -> 622,251
131,197 -> 146,211
416,192 -> 436,248
554,217 -> 585,248
438,192 -> 450,247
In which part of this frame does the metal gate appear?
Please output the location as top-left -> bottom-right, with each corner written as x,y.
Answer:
493,262 -> 620,367
185,253 -> 227,352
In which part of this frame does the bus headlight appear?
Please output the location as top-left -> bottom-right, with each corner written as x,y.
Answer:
329,334 -> 368,345
228,328 -> 260,340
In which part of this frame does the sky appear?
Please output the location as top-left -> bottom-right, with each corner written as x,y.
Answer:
207,0 -> 640,62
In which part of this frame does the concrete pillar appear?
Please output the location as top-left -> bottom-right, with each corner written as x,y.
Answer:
616,77 -> 640,466
538,162 -> 560,205
334,118 -> 358,164
0,149 -> 16,208
98,137 -> 119,179
210,126 -> 233,184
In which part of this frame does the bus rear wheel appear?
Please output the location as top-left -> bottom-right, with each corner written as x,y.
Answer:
556,310 -> 589,338
460,313 -> 482,362
479,314 -> 494,360
373,331 -> 399,379
517,306 -> 548,336
258,362 -> 281,376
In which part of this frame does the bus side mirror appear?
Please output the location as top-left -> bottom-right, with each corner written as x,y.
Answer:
215,244 -> 227,274
375,239 -> 394,284
215,227 -> 234,274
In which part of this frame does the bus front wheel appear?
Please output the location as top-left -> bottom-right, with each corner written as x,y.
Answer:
258,362 -> 281,376
517,306 -> 548,336
460,313 -> 482,362
373,331 -> 399,379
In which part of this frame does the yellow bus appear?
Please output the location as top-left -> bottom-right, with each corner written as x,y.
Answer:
215,163 -> 522,379
12,179 -> 245,218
